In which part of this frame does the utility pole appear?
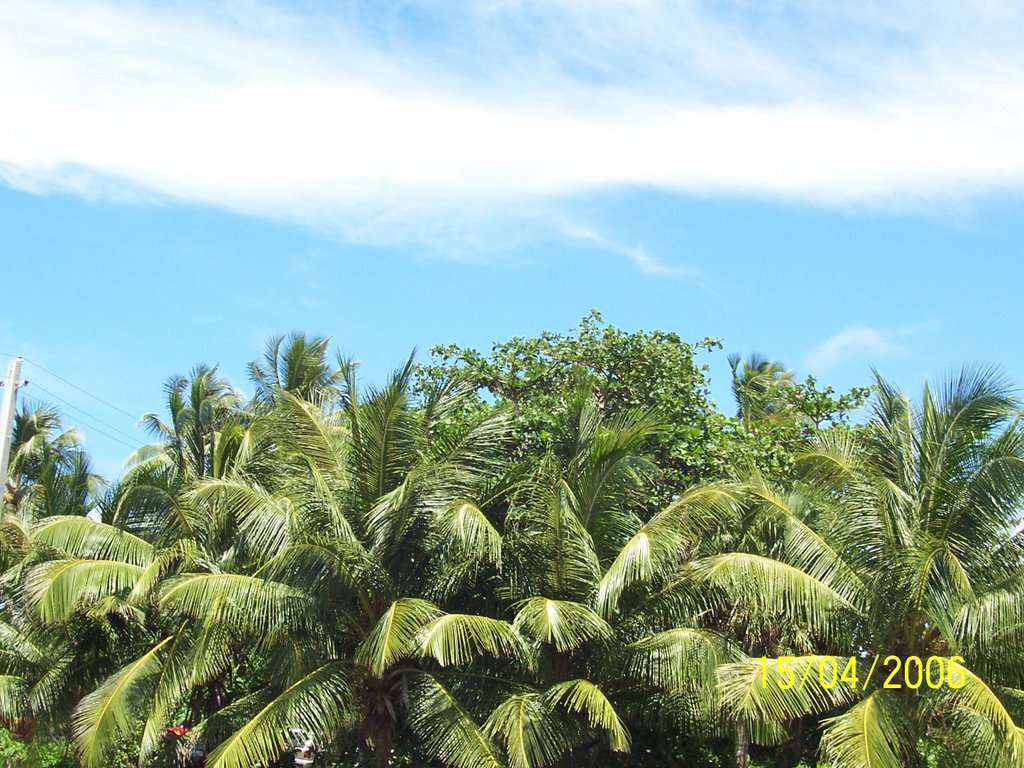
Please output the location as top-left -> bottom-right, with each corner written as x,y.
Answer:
0,357 -> 24,504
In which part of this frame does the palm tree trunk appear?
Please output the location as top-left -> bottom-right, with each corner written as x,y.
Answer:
373,721 -> 393,768
776,717 -> 806,768
733,721 -> 749,768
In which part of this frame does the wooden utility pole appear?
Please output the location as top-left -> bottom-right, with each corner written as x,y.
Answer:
0,357 -> 24,502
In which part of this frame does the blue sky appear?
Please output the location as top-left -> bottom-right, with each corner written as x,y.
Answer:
1,0 -> 1023,479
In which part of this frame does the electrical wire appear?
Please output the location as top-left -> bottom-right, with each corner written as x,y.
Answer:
0,352 -> 148,444
26,381 -> 147,451
0,354 -> 142,421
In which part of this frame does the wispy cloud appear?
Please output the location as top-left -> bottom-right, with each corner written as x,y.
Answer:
804,319 -> 940,372
805,326 -> 905,373
561,224 -> 689,276
2,1 -> 1024,255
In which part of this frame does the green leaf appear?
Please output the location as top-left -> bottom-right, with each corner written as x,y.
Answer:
483,693 -> 575,768
205,663 -> 354,768
692,553 -> 861,637
819,690 -> 914,768
407,674 -> 502,768
194,479 -> 295,562
417,613 -> 529,667
718,656 -> 860,725
542,679 -> 630,752
932,661 -> 1024,765
159,573 -> 313,634
513,597 -> 611,652
355,598 -> 442,677
72,637 -> 172,768
0,675 -> 27,720
31,516 -> 155,566
27,559 -> 146,622
596,484 -> 739,616
437,500 -> 503,570
627,628 -> 741,692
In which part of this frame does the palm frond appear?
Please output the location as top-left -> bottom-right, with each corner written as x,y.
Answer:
128,538 -> 203,603
819,690 -> 915,768
542,679 -> 630,752
26,650 -> 75,716
0,621 -> 45,667
27,559 -> 146,622
71,637 -> 172,768
692,553 -> 862,637
139,619 -> 237,762
436,500 -> 503,570
406,673 -> 503,768
194,479 -> 295,562
955,571 -> 1024,661
159,573 -> 313,634
205,663 -> 354,768
0,675 -> 27,720
483,692 -> 576,768
743,482 -> 869,611
718,656 -> 860,725
795,430 -> 867,488
273,391 -> 349,478
932,661 -> 1024,763
595,484 -> 740,616
353,355 -> 418,509
355,598 -> 443,677
417,613 -> 529,667
31,516 -> 155,566
513,597 -> 612,652
945,713 -> 1024,768
627,628 -> 742,692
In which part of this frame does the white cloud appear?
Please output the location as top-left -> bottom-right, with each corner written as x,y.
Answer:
2,1 -> 1024,254
804,326 -> 905,372
560,224 -> 689,276
804,319 -> 941,372
806,325 -> 905,372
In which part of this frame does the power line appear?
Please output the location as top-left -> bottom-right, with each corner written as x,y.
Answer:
27,383 -> 144,451
27,381 -> 147,452
0,353 -> 151,451
14,356 -> 141,422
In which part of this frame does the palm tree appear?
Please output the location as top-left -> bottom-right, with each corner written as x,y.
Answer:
473,392 -> 657,767
25,358 -> 529,768
0,403 -> 102,576
480,391 -> 759,768
3,403 -> 100,519
703,368 -> 1024,767
0,406 -> 127,762
248,333 -> 343,405
728,354 -> 795,425
109,365 -> 245,543
14,344 -> 1024,768
137,365 -> 241,479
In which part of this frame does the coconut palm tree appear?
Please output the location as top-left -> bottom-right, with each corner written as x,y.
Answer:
248,333 -> 344,406
0,517 -> 155,761
3,403 -> 100,519
728,354 -> 796,425
0,403 -> 103,578
480,391 -> 757,768
24,359 -> 531,768
137,365 -> 241,480
108,365 -> 247,545
0,407 -> 130,762
702,368 -> 1024,767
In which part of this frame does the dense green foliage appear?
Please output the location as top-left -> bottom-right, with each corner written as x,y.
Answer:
1,316 -> 1022,768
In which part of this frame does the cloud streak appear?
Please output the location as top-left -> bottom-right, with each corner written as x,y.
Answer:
804,319 -> 940,372
804,326 -> 905,373
561,224 -> 688,276
2,1 -> 1024,253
